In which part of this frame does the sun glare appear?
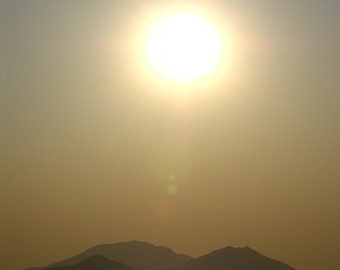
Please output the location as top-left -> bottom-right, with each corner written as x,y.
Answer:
146,11 -> 221,83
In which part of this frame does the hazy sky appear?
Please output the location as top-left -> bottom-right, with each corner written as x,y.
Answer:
1,1 -> 339,270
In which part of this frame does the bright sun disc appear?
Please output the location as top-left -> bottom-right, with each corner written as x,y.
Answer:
146,12 -> 221,83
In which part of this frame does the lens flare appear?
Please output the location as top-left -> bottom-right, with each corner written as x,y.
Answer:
166,183 -> 178,196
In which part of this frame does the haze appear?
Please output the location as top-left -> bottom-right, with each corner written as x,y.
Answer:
1,1 -> 339,270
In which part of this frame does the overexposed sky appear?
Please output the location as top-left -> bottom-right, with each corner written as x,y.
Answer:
1,1 -> 339,270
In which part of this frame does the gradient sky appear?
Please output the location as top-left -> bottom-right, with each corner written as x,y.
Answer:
1,1 -> 339,270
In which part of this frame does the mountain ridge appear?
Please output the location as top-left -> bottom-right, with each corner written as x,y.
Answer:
25,241 -> 296,270
46,240 -> 192,270
170,245 -> 295,270
46,255 -> 135,270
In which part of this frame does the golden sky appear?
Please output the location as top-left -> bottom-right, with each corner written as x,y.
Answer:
1,1 -> 339,270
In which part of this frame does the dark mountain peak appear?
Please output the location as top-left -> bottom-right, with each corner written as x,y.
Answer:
46,255 -> 134,270
122,240 -> 176,254
91,240 -> 172,251
206,245 -> 259,258
74,255 -> 134,270
46,240 -> 192,270
25,242 -> 295,270
172,245 -> 295,270
87,240 -> 183,260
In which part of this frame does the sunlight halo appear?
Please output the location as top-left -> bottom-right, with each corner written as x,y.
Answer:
146,12 -> 221,83
131,5 -> 234,93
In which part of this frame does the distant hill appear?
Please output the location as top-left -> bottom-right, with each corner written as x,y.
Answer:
46,241 -> 192,270
170,246 -> 295,270
46,255 -> 134,270
25,241 -> 296,270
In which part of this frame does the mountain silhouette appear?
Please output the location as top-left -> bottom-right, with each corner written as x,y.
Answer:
170,246 -> 295,270
46,241 -> 192,270
46,255 -> 134,270
25,241 -> 296,270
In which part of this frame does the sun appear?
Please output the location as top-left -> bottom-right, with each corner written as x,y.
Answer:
146,11 -> 221,83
